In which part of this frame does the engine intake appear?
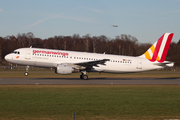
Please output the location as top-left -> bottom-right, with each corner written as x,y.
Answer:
55,64 -> 72,75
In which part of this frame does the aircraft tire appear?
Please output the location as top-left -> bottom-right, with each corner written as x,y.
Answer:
80,75 -> 83,79
83,75 -> 88,80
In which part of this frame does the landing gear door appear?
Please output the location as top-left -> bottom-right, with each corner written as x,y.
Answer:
137,59 -> 142,69
25,49 -> 31,60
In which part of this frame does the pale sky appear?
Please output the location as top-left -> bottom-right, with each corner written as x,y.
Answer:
0,0 -> 180,43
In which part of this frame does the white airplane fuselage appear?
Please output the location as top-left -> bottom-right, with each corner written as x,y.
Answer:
5,48 -> 169,73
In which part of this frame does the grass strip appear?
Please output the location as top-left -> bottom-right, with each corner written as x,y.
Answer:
0,85 -> 180,120
0,71 -> 180,78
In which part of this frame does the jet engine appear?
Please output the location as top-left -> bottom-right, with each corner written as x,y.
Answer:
55,64 -> 72,75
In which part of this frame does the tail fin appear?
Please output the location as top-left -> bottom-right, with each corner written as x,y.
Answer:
141,33 -> 174,63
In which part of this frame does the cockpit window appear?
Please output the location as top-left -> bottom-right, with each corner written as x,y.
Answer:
12,51 -> 20,54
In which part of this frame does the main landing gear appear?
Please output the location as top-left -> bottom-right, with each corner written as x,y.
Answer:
24,65 -> 29,76
80,71 -> 88,80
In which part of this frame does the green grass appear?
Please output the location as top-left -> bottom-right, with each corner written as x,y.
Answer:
0,85 -> 180,120
0,70 -> 180,78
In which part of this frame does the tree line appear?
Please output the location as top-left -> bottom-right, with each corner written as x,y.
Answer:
0,32 -> 180,66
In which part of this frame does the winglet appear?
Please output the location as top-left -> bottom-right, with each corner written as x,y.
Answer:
141,33 -> 174,63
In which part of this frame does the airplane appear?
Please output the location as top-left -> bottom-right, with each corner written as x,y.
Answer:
112,24 -> 118,27
5,33 -> 174,80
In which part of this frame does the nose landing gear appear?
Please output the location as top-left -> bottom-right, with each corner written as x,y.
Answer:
24,66 -> 29,76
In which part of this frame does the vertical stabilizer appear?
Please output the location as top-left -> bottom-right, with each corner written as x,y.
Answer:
141,33 -> 174,63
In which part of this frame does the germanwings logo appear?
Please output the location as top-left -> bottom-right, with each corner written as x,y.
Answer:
33,50 -> 69,56
144,33 -> 174,63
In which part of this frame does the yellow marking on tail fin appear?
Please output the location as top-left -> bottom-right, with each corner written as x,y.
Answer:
150,45 -> 155,53
157,55 -> 160,61
144,51 -> 151,60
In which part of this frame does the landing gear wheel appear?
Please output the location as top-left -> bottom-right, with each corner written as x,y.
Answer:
24,72 -> 28,76
83,75 -> 88,80
80,71 -> 88,80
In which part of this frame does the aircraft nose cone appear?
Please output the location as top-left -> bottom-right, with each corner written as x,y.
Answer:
4,54 -> 10,61
5,55 -> 8,60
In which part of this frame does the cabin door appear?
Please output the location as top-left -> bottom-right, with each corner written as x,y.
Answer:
25,49 -> 31,60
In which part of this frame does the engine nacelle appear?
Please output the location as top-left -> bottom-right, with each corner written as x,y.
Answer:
55,64 -> 72,75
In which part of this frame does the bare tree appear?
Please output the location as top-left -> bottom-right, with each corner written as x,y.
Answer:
92,36 -> 98,53
63,36 -> 71,50
83,34 -> 91,52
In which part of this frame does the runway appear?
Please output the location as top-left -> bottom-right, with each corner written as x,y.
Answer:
0,77 -> 180,85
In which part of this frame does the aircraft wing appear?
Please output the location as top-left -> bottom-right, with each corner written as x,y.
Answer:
74,59 -> 110,68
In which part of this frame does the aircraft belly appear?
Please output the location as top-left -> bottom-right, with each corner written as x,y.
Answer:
34,61 -> 53,67
13,60 -> 34,66
12,59 -> 53,68
101,63 -> 137,73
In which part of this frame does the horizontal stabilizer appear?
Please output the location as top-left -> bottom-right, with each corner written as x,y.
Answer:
153,62 -> 174,67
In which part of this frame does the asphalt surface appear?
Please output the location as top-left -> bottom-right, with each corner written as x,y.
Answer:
0,77 -> 180,85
